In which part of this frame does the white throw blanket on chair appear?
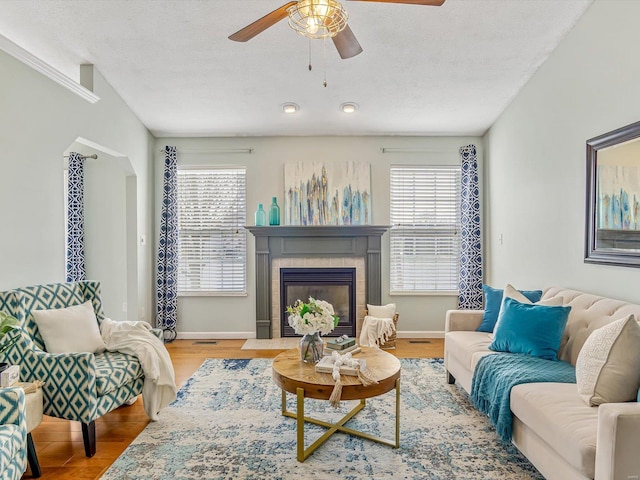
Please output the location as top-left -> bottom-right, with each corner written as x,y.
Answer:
359,315 -> 396,347
100,318 -> 177,421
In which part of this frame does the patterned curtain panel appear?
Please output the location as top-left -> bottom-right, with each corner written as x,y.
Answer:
66,152 -> 86,282
157,146 -> 179,340
457,145 -> 483,309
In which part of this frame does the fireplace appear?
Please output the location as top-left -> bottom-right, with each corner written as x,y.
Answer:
247,226 -> 390,339
280,268 -> 356,337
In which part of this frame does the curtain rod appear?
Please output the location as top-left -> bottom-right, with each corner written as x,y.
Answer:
159,148 -> 253,154
63,154 -> 98,159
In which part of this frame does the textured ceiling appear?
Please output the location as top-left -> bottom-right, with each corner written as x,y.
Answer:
0,0 -> 592,137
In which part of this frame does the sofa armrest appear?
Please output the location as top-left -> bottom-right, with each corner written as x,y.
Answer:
1,328 -> 98,423
445,310 -> 484,333
595,402 -> 640,480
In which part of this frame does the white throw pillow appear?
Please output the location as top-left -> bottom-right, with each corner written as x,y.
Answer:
32,300 -> 106,354
503,284 -> 563,307
575,314 -> 640,406
367,303 -> 396,319
503,284 -> 531,304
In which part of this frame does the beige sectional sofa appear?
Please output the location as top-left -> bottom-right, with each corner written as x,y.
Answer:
444,287 -> 640,480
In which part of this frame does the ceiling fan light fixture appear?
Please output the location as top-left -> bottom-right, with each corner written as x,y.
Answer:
287,0 -> 349,40
340,102 -> 358,113
282,103 -> 300,114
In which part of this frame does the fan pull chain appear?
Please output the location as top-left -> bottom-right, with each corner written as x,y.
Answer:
323,37 -> 327,88
308,38 -> 312,71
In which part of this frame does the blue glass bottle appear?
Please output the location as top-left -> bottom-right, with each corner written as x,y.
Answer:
255,204 -> 266,226
269,197 -> 280,226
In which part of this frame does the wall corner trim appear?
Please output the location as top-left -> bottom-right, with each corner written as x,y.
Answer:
0,34 -> 100,104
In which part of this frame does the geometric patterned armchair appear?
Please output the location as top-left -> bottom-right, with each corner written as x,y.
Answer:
0,387 -> 27,480
0,281 -> 147,457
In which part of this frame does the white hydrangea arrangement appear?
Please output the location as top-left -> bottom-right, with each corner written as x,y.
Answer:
286,297 -> 339,335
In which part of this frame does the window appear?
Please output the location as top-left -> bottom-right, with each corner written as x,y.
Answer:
390,165 -> 461,293
177,168 -> 247,295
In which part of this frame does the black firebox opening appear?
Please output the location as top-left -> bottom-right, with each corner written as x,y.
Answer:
280,267 -> 356,338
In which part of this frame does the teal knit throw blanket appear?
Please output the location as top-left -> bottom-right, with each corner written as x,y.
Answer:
470,353 -> 576,442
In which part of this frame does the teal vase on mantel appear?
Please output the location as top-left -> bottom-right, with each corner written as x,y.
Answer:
269,197 -> 280,226
255,204 -> 266,226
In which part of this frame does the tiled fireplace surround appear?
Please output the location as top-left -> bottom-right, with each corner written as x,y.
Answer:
271,257 -> 365,339
247,226 -> 389,339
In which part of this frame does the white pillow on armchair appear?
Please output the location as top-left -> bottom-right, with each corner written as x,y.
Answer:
32,300 -> 106,354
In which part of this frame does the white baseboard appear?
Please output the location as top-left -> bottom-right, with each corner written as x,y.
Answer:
176,332 -> 256,340
176,331 -> 444,339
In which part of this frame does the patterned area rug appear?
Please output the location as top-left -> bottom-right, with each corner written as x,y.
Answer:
101,358 -> 543,480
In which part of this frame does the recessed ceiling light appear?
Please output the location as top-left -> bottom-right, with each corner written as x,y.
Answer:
282,103 -> 299,114
340,102 -> 358,114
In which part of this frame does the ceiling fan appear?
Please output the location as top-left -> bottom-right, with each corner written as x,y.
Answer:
229,0 -> 446,60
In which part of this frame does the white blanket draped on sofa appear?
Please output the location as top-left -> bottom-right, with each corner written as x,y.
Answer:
100,318 -> 177,421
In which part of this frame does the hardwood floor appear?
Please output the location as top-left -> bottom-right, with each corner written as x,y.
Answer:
24,338 -> 444,479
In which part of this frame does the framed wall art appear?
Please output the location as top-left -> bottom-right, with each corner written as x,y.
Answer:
284,161 -> 372,225
585,120 -> 640,267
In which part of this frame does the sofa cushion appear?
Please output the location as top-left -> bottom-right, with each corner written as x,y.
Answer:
510,382 -> 597,479
576,314 -> 640,406
557,310 -> 615,366
94,351 -> 143,397
445,331 -> 494,371
541,288 -> 640,366
478,285 -> 543,333
0,424 -> 22,473
490,297 -> 571,360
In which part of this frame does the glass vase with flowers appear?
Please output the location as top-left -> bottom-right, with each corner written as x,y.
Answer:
287,297 -> 339,363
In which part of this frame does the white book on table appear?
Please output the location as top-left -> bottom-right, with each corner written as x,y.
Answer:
315,355 -> 366,376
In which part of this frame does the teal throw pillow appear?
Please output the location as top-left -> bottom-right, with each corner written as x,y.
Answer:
477,285 -> 543,333
489,297 -> 571,360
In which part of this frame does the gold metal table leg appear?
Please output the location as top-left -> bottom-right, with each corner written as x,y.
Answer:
296,388 -> 304,461
280,379 -> 401,462
395,377 -> 400,448
281,389 -> 286,415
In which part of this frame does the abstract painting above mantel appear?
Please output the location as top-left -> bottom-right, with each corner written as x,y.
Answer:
284,161 -> 371,225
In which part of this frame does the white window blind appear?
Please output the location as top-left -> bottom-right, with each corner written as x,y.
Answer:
177,168 -> 247,295
390,165 -> 461,293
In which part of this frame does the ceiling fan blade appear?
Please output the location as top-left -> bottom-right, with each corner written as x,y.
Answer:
346,0 -> 445,5
332,25 -> 363,59
229,1 -> 297,42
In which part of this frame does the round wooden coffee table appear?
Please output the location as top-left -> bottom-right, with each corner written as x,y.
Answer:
272,346 -> 401,462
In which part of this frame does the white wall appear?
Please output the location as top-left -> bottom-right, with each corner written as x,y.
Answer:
155,136 -> 482,337
0,50 -> 154,321
81,151 -> 136,320
484,0 -> 640,302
